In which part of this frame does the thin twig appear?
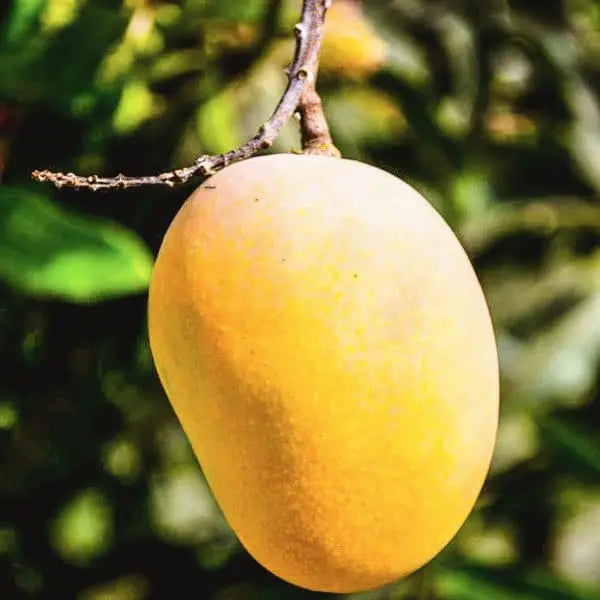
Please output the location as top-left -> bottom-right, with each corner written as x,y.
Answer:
32,0 -> 338,192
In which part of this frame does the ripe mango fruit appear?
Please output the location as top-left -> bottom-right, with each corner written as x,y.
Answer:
148,154 -> 499,593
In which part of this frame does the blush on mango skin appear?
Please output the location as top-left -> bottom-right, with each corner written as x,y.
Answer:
148,154 -> 499,593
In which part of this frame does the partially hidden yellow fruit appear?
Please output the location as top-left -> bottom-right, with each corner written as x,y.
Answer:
148,154 -> 499,593
320,0 -> 388,80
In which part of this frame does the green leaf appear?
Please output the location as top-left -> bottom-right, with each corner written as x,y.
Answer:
0,186 -> 153,302
460,198 -> 600,256
202,0 -> 266,22
538,416 -> 600,478
451,168 -> 494,221
436,564 -> 600,600
505,293 -> 600,407
325,87 -> 407,158
1,0 -> 47,46
568,78 -> 600,194
437,570 -> 528,600
50,488 -> 113,565
196,84 -> 243,154
112,79 -> 165,135
435,13 -> 478,137
0,3 -> 126,109
481,249 -> 600,329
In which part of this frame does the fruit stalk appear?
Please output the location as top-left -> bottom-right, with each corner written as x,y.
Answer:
31,0 -> 338,191
295,0 -> 341,157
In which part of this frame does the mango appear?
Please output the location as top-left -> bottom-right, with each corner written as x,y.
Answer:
147,154 -> 499,593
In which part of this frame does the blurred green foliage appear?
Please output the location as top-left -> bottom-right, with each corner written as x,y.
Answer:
1,0 -> 600,598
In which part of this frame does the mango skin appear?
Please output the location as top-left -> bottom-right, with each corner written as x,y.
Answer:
147,154 -> 499,593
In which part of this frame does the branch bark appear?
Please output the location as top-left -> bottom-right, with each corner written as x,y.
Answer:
32,0 -> 339,192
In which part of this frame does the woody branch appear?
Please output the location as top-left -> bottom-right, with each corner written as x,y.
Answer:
32,0 -> 339,192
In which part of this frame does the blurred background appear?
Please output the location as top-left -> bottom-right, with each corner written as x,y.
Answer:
1,0 -> 600,598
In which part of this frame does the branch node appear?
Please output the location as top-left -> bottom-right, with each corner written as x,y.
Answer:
297,67 -> 314,83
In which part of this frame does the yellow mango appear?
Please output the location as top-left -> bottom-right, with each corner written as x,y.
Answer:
148,154 -> 499,593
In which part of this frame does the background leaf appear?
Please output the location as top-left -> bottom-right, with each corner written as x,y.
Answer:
437,564 -> 600,600
0,187 -> 153,302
